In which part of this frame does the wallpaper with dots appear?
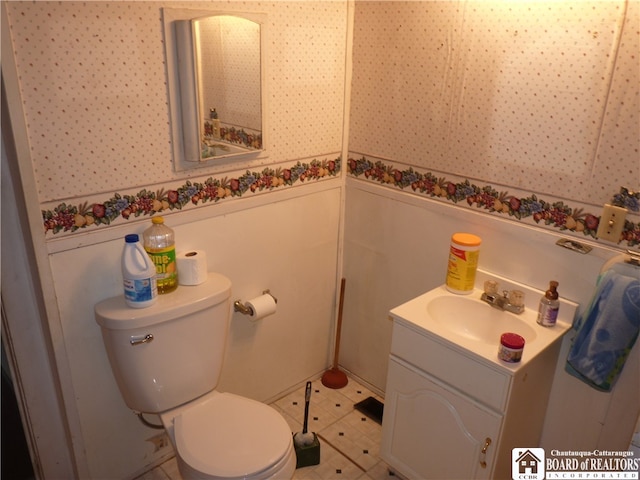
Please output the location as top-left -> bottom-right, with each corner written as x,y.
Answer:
196,15 -> 262,131
6,1 -> 347,202
5,0 -> 639,242
349,0 -> 639,207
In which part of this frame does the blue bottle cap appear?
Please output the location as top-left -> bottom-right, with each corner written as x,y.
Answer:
125,234 -> 139,243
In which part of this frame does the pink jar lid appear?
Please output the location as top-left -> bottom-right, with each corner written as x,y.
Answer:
500,332 -> 525,349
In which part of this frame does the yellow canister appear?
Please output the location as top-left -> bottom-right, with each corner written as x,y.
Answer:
445,233 -> 481,294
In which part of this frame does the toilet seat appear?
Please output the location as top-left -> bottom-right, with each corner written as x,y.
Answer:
173,392 -> 294,479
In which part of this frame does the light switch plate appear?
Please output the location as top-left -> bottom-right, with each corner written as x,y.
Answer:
596,204 -> 627,243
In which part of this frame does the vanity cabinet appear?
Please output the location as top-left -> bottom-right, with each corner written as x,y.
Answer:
383,357 -> 501,479
381,320 -> 563,480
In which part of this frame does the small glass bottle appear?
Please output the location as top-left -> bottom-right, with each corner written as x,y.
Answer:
143,217 -> 178,294
537,281 -> 559,327
210,108 -> 221,139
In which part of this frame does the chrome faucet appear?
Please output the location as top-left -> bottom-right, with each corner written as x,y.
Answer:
480,280 -> 525,314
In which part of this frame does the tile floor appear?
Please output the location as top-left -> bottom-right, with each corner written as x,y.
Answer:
137,376 -> 395,480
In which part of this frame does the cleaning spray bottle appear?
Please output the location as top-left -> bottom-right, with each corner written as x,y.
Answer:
537,281 -> 560,327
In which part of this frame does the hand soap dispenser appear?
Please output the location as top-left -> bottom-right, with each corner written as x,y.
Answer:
537,281 -> 559,327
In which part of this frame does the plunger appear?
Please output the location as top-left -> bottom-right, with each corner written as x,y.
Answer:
321,278 -> 348,389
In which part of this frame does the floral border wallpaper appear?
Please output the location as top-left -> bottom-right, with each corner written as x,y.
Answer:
42,158 -> 340,235
41,155 -> 640,249
347,157 -> 640,248
201,126 -> 262,159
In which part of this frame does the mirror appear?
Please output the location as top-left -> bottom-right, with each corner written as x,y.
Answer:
163,9 -> 265,170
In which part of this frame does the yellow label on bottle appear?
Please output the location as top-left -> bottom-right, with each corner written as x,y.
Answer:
446,247 -> 479,293
145,246 -> 177,280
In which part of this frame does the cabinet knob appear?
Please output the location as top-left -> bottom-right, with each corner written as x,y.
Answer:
479,437 -> 492,469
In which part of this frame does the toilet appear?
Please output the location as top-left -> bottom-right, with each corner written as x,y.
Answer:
95,272 -> 296,480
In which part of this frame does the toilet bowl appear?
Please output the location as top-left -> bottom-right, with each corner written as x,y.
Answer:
94,272 -> 295,480
161,391 -> 296,480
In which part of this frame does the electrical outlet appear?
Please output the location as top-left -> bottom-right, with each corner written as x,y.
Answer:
596,204 -> 627,243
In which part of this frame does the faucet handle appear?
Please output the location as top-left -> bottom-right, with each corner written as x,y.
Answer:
509,290 -> 525,307
484,280 -> 499,295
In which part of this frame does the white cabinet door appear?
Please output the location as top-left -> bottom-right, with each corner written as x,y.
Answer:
381,357 -> 503,479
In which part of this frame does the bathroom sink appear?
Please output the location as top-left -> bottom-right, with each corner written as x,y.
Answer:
427,295 -> 537,345
389,270 -> 577,371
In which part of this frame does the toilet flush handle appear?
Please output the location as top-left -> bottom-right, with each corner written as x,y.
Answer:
130,334 -> 154,346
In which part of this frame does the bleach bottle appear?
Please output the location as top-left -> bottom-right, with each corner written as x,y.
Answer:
122,234 -> 157,308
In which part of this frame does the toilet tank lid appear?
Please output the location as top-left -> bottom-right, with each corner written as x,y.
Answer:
95,272 -> 231,330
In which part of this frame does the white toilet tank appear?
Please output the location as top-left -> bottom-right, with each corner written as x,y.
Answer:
95,272 -> 232,413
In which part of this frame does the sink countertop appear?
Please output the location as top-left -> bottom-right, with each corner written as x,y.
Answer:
389,270 -> 578,374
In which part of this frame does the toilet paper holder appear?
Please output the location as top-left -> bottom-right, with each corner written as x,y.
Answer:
234,290 -> 278,316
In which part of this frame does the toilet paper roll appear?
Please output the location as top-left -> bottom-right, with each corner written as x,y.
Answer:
176,250 -> 208,286
246,293 -> 277,321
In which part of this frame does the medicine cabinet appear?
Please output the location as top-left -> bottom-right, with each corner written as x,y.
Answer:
163,8 -> 265,171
